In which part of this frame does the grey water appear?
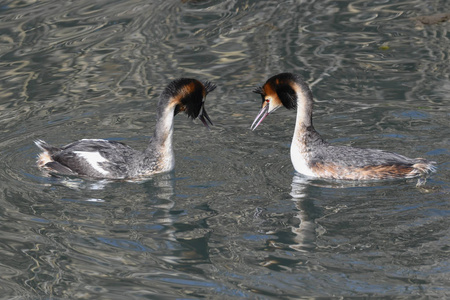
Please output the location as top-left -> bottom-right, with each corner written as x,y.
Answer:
0,0 -> 449,298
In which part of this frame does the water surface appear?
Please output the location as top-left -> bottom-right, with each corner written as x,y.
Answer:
0,0 -> 449,298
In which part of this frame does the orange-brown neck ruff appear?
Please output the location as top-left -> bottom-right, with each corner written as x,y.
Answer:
170,81 -> 198,108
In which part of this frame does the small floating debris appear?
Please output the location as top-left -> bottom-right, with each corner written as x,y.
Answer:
378,43 -> 390,51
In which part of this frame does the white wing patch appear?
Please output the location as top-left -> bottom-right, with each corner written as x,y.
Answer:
74,151 -> 110,175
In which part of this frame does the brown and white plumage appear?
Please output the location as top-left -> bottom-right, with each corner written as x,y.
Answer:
36,78 -> 215,179
251,73 -> 436,182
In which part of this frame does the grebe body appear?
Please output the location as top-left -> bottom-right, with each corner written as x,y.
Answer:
36,78 -> 215,179
251,73 -> 436,181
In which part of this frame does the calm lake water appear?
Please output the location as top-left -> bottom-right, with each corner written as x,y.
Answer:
0,0 -> 449,298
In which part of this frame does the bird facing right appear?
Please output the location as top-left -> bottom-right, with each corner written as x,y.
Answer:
251,73 -> 436,182
35,78 -> 215,180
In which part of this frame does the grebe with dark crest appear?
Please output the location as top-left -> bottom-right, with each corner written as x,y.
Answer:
36,78 -> 216,179
251,73 -> 436,183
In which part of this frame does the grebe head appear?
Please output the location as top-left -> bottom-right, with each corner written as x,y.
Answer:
251,73 -> 312,130
162,78 -> 216,127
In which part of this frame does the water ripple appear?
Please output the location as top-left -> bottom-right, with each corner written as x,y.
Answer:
0,0 -> 449,298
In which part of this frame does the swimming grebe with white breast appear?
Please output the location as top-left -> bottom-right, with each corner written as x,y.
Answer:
251,73 -> 436,181
35,78 -> 216,179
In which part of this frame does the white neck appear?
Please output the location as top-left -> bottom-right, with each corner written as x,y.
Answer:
290,90 -> 316,177
147,105 -> 175,171
292,89 -> 313,141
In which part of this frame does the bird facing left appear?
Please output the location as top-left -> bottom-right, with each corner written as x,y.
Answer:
35,78 -> 216,180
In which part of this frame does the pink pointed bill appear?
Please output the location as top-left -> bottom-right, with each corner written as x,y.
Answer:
250,104 -> 269,131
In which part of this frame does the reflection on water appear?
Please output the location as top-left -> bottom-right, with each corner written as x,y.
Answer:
289,175 -> 320,252
0,0 -> 449,298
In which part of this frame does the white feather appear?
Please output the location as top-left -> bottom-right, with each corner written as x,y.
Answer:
290,142 -> 316,177
74,151 -> 110,175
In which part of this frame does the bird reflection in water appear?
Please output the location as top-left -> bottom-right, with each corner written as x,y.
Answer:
288,174 -> 321,252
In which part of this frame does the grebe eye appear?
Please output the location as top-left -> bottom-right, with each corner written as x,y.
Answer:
265,99 -> 270,103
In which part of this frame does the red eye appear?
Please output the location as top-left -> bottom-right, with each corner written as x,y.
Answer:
265,99 -> 269,103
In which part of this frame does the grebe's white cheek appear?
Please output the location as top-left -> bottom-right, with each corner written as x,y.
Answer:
73,151 -> 110,175
267,97 -> 281,114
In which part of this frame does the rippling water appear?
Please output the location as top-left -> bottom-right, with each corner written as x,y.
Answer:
0,0 -> 449,298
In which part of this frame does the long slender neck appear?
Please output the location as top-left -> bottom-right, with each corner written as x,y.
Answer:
291,88 -> 324,152
293,89 -> 314,138
145,99 -> 175,163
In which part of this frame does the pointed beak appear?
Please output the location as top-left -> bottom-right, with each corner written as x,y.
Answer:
198,102 -> 213,128
250,104 -> 269,131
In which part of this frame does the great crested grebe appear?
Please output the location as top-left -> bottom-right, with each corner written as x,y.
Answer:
251,73 -> 436,181
36,78 -> 216,179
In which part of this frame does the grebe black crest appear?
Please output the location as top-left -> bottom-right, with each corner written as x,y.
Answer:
36,78 -> 216,179
251,73 -> 436,182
